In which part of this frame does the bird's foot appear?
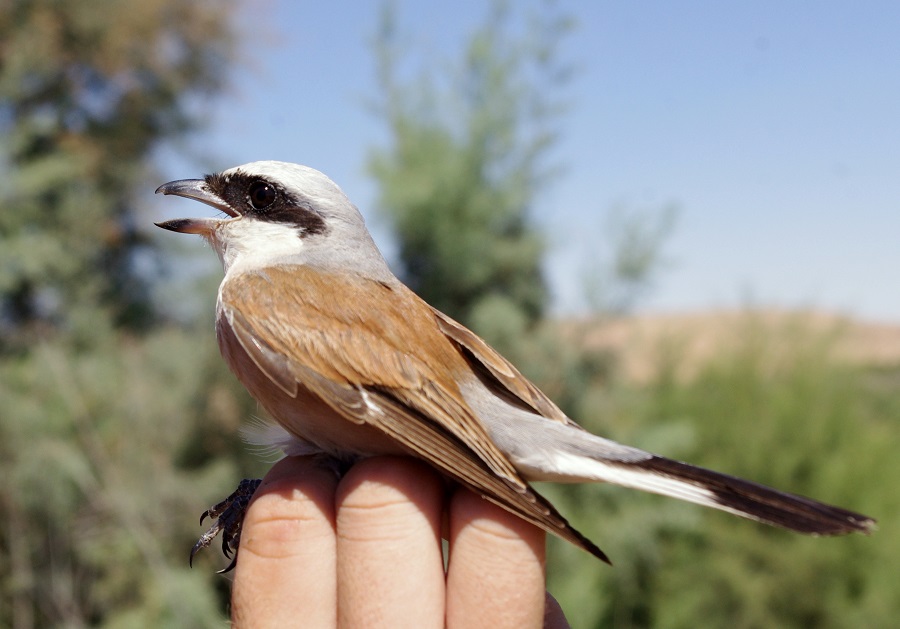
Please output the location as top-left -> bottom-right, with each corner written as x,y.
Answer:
190,478 -> 262,573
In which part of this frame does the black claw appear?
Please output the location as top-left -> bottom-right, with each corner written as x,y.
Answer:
189,541 -> 203,568
189,478 -> 262,571
217,556 -> 239,575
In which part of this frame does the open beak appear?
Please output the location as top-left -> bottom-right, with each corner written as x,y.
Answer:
154,179 -> 238,235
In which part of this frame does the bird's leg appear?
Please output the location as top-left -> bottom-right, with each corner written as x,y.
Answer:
190,478 -> 262,573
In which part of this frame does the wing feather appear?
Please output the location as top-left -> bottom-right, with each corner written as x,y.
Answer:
220,268 -> 521,481
432,309 -> 574,425
219,266 -> 609,561
275,352 -> 607,560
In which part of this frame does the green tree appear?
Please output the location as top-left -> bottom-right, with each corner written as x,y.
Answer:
0,0 -> 233,347
584,203 -> 679,315
366,8 -> 895,628
368,0 -> 573,332
0,2 -> 250,626
366,6 -> 708,628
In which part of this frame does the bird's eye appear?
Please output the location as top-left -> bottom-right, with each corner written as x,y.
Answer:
248,181 -> 277,210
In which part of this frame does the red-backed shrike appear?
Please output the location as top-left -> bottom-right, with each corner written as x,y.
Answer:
156,161 -> 873,566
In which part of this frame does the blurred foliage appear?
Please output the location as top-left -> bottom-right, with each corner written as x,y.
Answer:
541,315 -> 898,628
0,0 -> 233,345
368,3 -> 896,628
1,0 -> 896,627
368,0 -> 574,329
0,323 -> 247,628
584,203 -> 680,315
0,1 -> 262,626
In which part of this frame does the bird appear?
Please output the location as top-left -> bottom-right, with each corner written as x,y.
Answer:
155,160 -> 874,567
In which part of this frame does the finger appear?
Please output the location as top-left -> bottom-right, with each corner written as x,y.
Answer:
231,456 -> 339,628
544,591 -> 571,629
446,488 -> 547,629
335,457 -> 445,629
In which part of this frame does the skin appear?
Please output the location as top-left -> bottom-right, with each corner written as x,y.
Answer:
230,456 -> 570,629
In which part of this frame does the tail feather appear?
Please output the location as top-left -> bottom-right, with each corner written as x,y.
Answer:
641,456 -> 874,535
560,451 -> 875,535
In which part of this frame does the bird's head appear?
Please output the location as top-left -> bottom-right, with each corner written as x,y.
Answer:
156,161 -> 390,278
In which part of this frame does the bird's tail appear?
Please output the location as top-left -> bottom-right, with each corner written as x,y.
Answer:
558,448 -> 875,535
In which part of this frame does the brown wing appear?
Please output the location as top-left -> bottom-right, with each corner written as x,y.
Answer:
222,266 -> 522,484
431,309 -> 577,425
220,266 -> 609,562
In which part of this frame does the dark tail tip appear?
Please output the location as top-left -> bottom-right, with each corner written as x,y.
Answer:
645,457 -> 876,536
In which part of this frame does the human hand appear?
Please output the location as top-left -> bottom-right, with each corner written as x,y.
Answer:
229,456 -> 570,628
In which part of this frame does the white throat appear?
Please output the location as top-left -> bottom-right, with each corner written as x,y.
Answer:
210,218 -> 306,276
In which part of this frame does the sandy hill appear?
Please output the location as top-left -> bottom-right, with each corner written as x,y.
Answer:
567,309 -> 900,383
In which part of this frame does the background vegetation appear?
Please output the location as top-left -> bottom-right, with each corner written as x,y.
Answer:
1,1 -> 895,627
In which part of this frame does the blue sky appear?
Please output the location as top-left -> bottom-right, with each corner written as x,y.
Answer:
158,1 -> 900,322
